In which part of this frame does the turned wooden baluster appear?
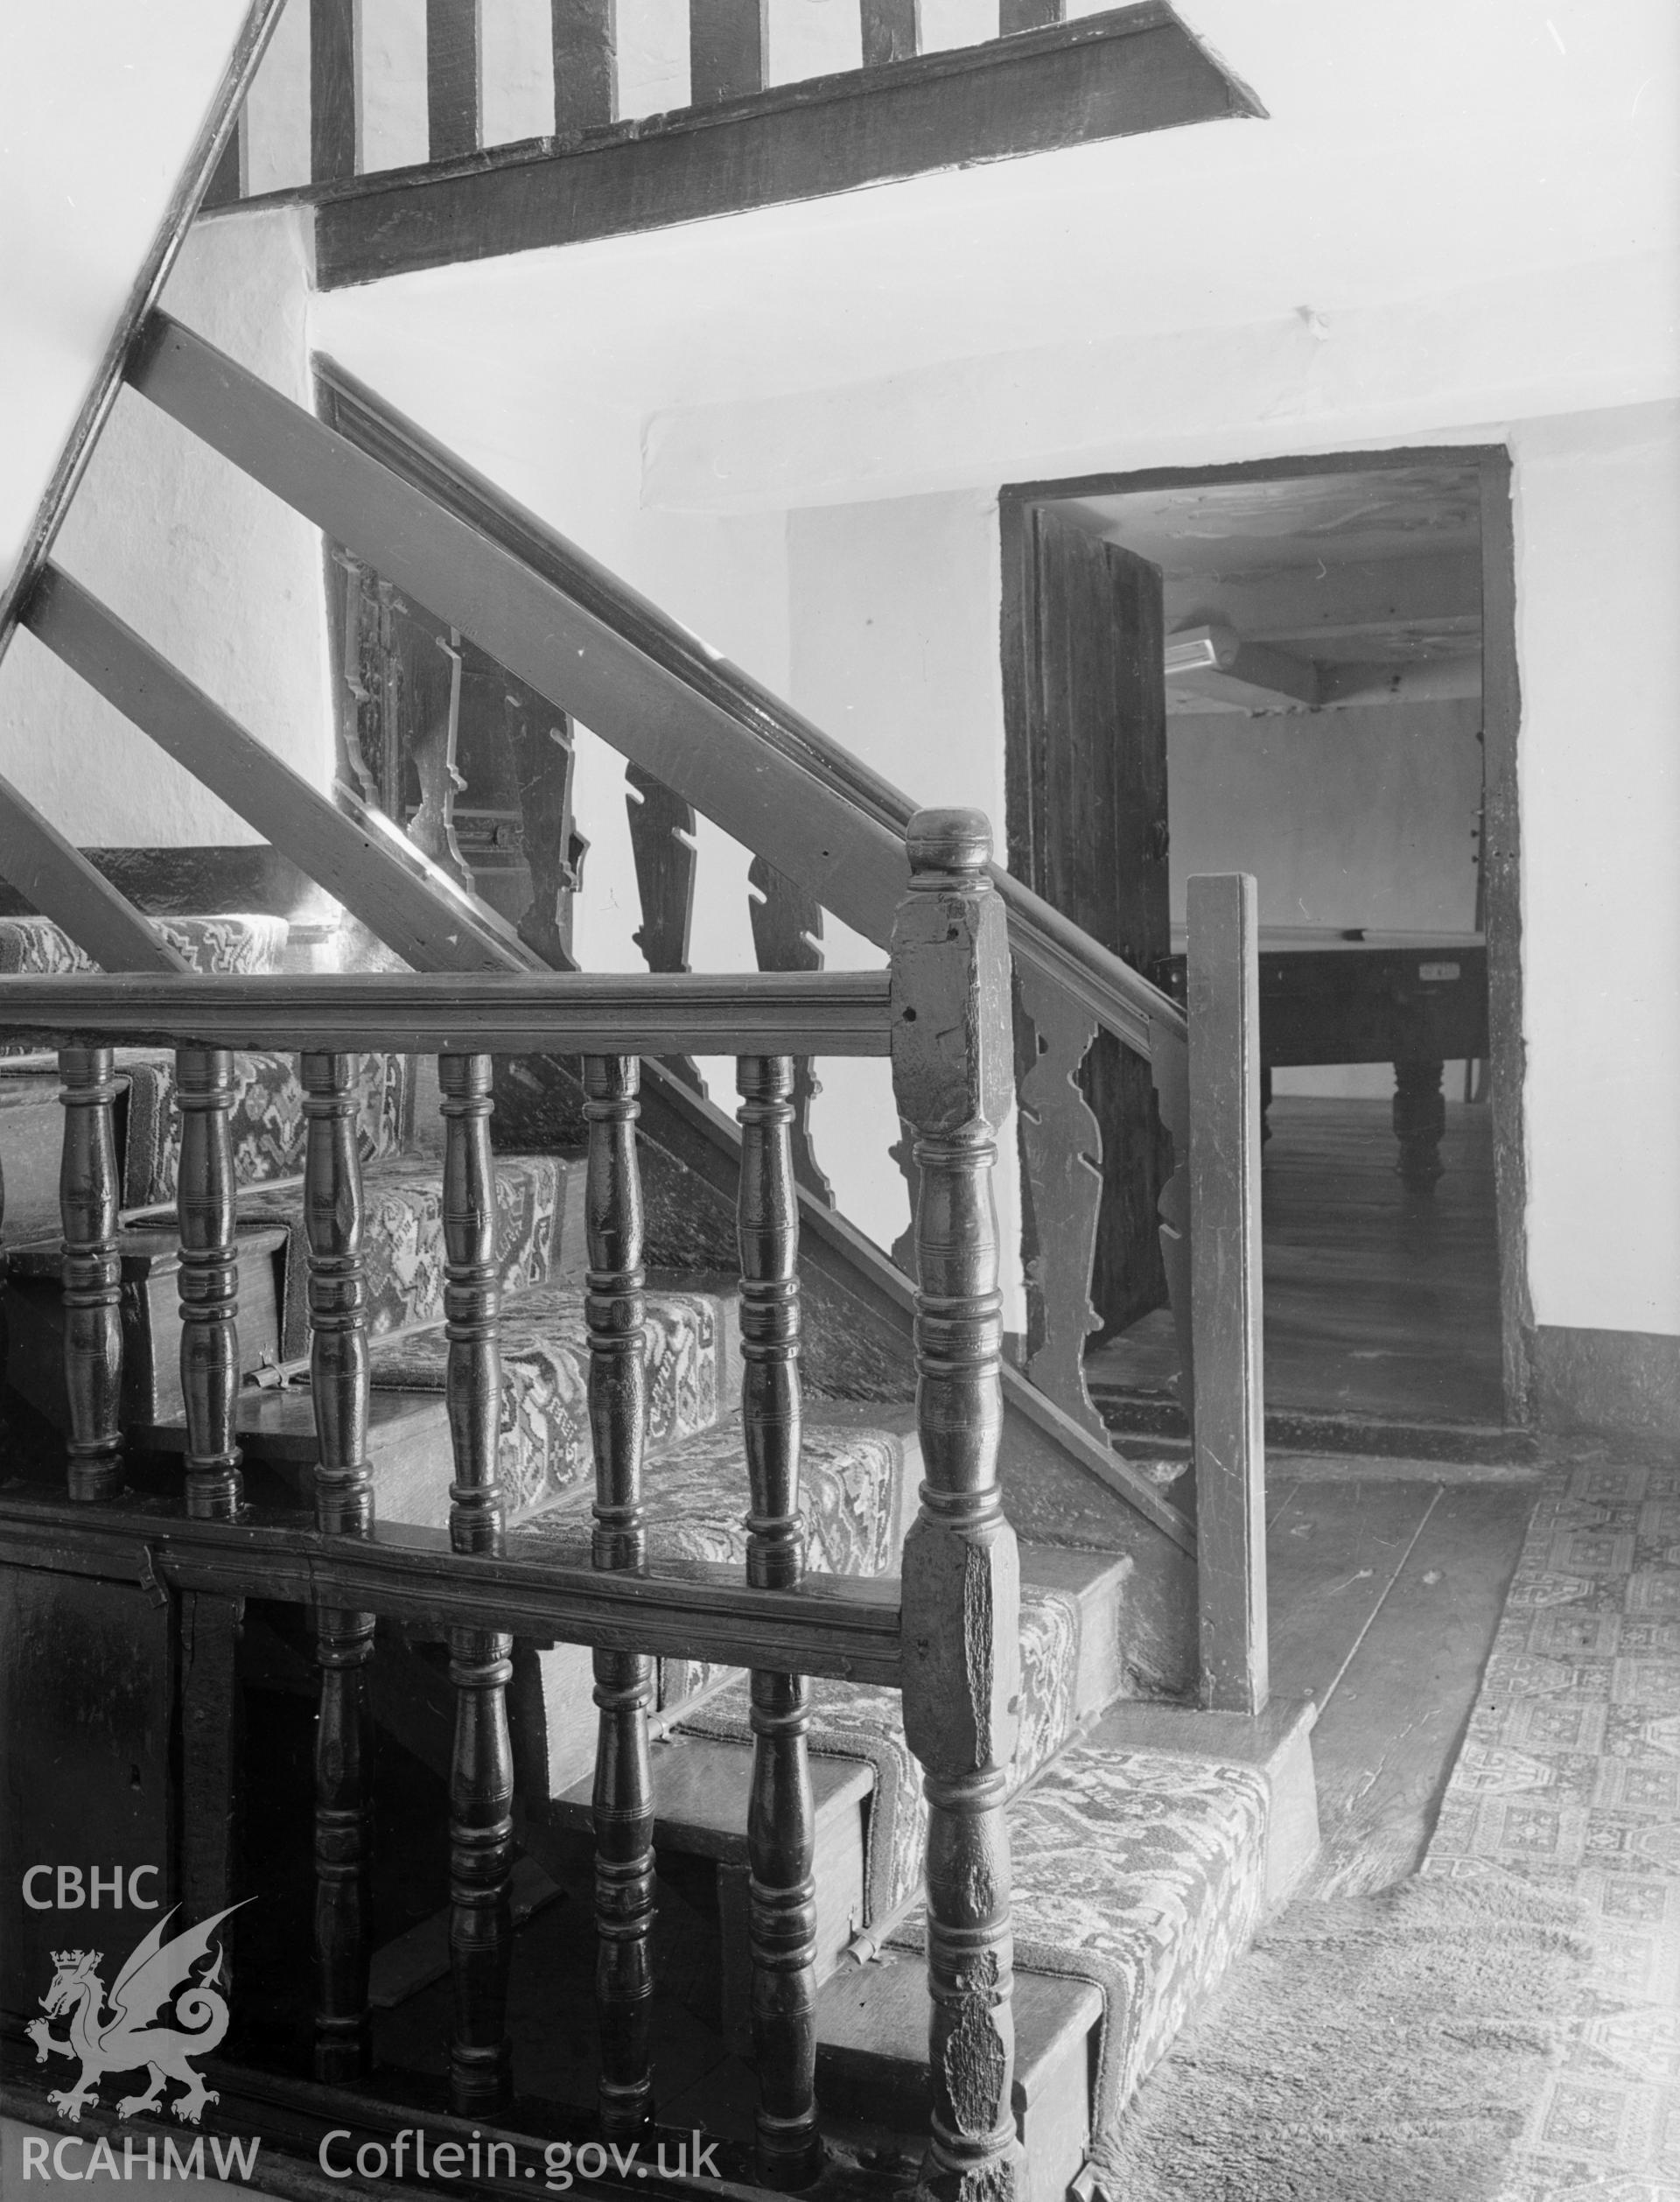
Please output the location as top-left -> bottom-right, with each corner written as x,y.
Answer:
59,1047 -> 124,1502
584,1054 -> 656,2138
439,1054 -> 515,2114
738,1055 -> 822,2189
301,1052 -> 377,2083
747,857 -> 833,1206
175,1047 -> 244,1518
890,810 -> 1023,2202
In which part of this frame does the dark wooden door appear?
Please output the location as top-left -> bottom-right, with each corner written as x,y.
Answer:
1016,508 -> 1171,1336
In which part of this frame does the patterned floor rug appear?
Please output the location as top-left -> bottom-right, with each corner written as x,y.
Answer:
1426,1441 -> 1680,2201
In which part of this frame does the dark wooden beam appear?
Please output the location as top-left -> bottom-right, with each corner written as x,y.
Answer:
307,3 -> 1263,288
129,315 -> 916,950
314,340 -> 1186,1064
426,0 -> 481,161
0,968 -> 895,1058
552,0 -> 618,133
0,0 -> 288,665
0,844 -> 334,924
24,566 -> 528,977
312,0 -> 361,183
0,775 -> 186,974
0,1495 -> 906,1686
690,0 -> 767,103
200,112 -> 248,211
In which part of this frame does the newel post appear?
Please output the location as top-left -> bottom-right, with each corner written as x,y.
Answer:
1186,873 -> 1267,1714
891,809 -> 1023,2202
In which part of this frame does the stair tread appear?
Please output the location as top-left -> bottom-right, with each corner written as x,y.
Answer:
885,1737 -> 1273,2175
544,1732 -> 873,1859
817,1956 -> 1102,2103
509,1399 -> 920,1581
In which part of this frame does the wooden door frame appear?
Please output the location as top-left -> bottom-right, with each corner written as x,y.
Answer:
999,445 -> 1533,1427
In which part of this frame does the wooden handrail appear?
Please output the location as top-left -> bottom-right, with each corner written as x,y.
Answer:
318,349 -> 1186,1061
0,970 -> 894,1058
129,314 -> 1183,1062
0,1493 -> 903,1685
0,0 -> 289,663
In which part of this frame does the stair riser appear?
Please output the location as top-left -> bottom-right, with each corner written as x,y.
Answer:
816,1964 -> 1099,2202
5,1228 -> 284,1429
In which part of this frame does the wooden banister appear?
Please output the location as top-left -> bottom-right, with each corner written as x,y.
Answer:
301,1050 -> 377,2083
0,778 -> 187,977
892,811 -> 1023,2197
129,317 -> 1184,1062
0,969 -> 893,1058
438,1052 -> 515,2115
738,1055 -> 822,2184
24,568 -> 528,978
583,1053 -> 658,2137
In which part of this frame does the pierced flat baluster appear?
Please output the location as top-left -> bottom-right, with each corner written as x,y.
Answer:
1015,964 -> 1107,1442
176,1047 -> 243,1519
584,1054 -> 656,2140
890,813 -> 1023,2202
302,1050 -> 376,2084
439,1054 -> 514,2115
738,1055 -> 822,2188
747,858 -> 833,1207
625,764 -> 703,1090
59,1047 -> 123,1503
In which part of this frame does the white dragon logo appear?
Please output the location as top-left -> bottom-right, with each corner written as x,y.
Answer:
26,1903 -> 248,2126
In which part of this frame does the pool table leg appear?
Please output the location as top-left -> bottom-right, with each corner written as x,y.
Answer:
1393,1057 -> 1446,1186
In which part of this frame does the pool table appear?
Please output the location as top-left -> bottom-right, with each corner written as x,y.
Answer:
1151,926 -> 1488,1185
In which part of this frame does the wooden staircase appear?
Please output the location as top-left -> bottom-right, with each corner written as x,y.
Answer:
0,264 -> 1303,2197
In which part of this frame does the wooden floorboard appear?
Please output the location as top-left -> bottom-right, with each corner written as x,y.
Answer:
1303,1481 -> 1535,1897
1090,1097 -> 1504,1426
1266,1477 -> 1441,1708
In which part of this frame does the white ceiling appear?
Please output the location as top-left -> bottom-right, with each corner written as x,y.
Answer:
310,0 -> 1679,423
1068,465 -> 1482,580
1055,461 -> 1485,710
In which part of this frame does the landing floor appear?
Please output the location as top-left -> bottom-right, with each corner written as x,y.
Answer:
1264,1463 -> 1537,1896
1088,1096 -> 1505,1427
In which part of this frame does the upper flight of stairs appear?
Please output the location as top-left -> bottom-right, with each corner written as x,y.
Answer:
0,886 -> 1313,2192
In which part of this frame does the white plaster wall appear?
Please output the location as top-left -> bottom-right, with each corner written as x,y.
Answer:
0,208 -> 333,846
0,0 -> 250,593
786,493 -> 1023,1314
1514,403 -> 1680,1336
768,406 -> 1680,1341
303,298 -> 788,1111
1168,701 -> 1484,1099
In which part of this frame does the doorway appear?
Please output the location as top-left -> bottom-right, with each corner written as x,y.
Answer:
1000,449 -> 1530,1436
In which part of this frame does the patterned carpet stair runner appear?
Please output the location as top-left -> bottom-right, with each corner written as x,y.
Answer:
676,1573 -> 1089,1930
237,1148 -> 572,1359
0,913 -> 304,1240
368,1278 -> 739,1520
887,1745 -> 1270,2191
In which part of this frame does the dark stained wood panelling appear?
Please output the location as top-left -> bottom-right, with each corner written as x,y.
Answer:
1026,510 -> 1170,1336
